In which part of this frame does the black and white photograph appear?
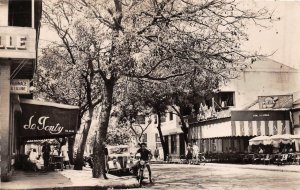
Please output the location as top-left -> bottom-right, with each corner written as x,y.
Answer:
0,0 -> 300,189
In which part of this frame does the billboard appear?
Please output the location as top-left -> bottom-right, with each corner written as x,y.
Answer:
19,99 -> 79,139
258,95 -> 293,109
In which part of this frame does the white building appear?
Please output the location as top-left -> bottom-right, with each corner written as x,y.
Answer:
143,58 -> 300,158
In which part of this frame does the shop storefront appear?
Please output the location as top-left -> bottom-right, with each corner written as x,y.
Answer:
188,109 -> 293,154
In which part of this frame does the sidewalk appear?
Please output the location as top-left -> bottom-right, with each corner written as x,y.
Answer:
0,167 -> 139,190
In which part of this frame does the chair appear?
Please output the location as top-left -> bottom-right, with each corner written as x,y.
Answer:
262,154 -> 271,165
292,153 -> 300,165
277,154 -> 288,166
253,154 -> 261,164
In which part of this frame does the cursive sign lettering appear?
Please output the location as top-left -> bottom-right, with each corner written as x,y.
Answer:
24,115 -> 64,134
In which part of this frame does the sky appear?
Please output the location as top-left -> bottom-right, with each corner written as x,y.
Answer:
242,0 -> 300,68
39,0 -> 300,68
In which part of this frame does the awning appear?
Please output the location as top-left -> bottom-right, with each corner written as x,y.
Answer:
19,99 -> 79,140
249,136 -> 272,145
231,110 -> 291,136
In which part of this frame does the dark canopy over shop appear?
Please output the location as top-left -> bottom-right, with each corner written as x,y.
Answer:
231,110 -> 292,136
19,99 -> 79,140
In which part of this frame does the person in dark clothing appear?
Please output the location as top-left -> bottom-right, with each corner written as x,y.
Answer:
135,143 -> 153,183
186,143 -> 193,164
103,142 -> 108,172
154,147 -> 159,160
42,141 -> 51,171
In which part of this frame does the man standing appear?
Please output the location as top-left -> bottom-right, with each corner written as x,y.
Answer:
42,141 -> 51,171
193,141 -> 199,164
154,147 -> 159,160
135,143 -> 153,183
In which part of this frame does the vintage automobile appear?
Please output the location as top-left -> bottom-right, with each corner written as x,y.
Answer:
106,145 -> 138,174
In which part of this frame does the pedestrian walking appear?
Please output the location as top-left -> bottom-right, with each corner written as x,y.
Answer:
154,147 -> 159,160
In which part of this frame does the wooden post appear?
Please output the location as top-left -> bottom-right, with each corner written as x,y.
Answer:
31,0 -> 34,28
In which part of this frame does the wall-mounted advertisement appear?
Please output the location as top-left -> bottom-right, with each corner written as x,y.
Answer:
258,95 -> 293,109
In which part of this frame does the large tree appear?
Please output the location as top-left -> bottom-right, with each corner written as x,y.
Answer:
35,43 -> 103,169
43,0 -> 273,178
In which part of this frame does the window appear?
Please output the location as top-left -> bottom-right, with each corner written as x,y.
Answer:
154,115 -> 158,124
9,0 -> 32,27
171,135 -> 177,154
212,92 -> 235,110
155,133 -> 161,148
169,112 -> 173,121
161,113 -> 166,123
142,133 -> 147,143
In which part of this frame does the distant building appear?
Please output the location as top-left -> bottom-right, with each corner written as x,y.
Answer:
139,109 -> 185,159
142,58 -> 300,158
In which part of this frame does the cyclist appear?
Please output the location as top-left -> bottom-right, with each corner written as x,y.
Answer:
135,143 -> 153,183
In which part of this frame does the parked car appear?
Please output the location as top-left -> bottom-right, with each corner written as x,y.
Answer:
106,145 -> 138,174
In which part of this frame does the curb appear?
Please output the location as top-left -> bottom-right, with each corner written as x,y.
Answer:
0,183 -> 140,190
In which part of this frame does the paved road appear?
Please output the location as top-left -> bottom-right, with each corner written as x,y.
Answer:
133,164 -> 300,190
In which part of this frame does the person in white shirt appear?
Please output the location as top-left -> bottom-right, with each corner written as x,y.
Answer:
28,149 -> 39,171
29,149 -> 38,163
108,157 -> 121,170
60,144 -> 70,168
193,142 -> 199,164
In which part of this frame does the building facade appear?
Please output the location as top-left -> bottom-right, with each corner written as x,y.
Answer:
143,58 -> 300,159
139,109 -> 185,159
188,58 -> 300,154
0,0 -> 42,181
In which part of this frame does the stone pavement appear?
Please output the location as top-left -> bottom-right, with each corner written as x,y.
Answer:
151,160 -> 300,173
0,167 -> 139,190
202,163 -> 300,173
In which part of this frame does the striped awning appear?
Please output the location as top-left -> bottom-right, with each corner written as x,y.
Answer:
231,110 -> 291,136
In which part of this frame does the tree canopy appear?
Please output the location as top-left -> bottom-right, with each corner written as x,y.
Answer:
42,0 -> 274,178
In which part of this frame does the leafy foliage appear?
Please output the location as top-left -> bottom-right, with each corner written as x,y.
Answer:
42,0 -> 274,177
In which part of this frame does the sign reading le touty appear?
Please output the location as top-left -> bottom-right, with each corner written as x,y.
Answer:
20,101 -> 79,139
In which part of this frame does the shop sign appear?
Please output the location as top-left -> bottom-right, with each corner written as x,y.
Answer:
10,79 -> 30,94
258,95 -> 293,109
0,36 -> 26,50
231,110 -> 290,121
20,100 -> 79,139
0,27 -> 36,59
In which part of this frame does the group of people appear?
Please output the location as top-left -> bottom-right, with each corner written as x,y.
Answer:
186,142 -> 200,164
27,141 -> 69,171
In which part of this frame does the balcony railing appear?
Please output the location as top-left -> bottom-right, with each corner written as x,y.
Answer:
184,108 -> 231,124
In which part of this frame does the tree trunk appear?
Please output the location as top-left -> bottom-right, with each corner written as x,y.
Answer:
93,81 -> 114,179
74,117 -> 93,170
69,114 -> 83,165
68,136 -> 75,165
156,111 -> 168,161
172,105 -> 189,145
